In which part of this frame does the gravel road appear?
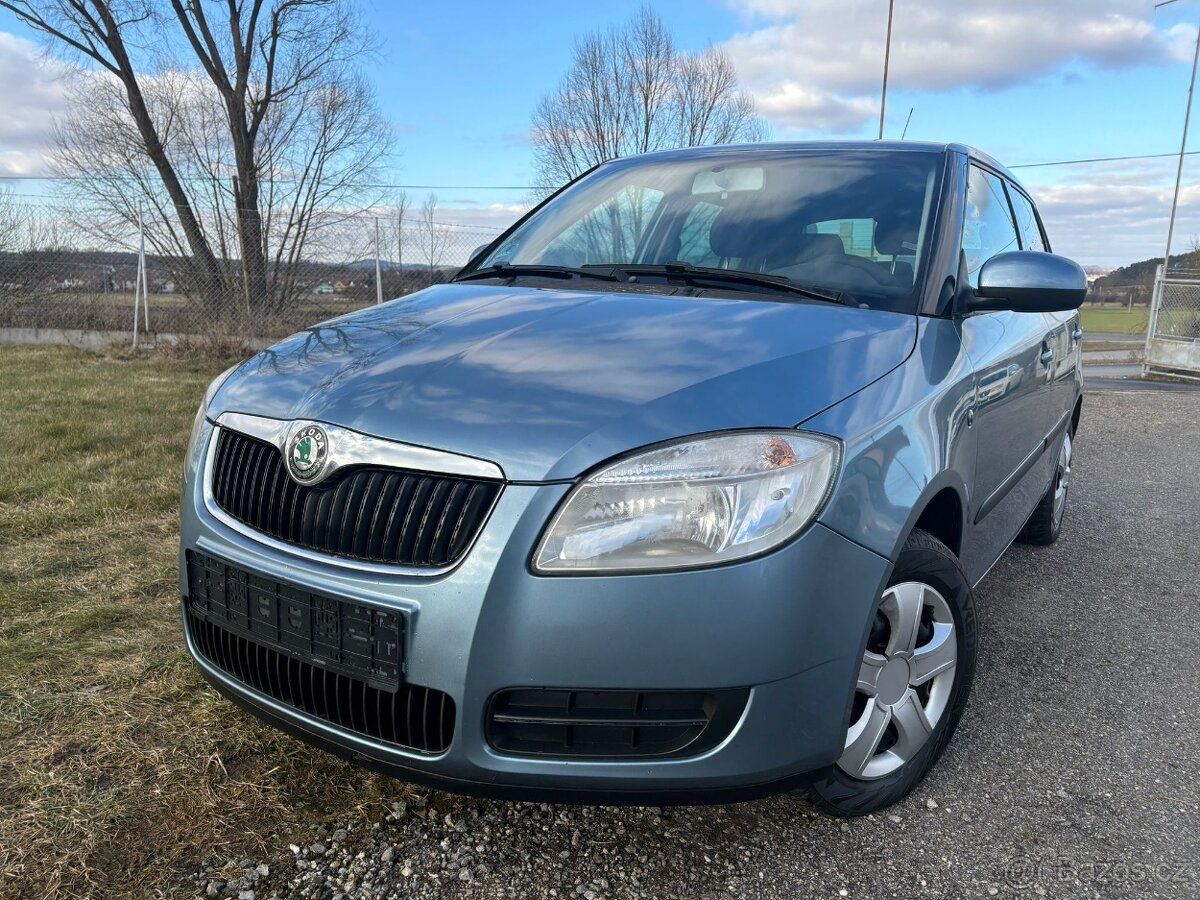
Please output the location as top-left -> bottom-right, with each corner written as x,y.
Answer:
197,391 -> 1200,900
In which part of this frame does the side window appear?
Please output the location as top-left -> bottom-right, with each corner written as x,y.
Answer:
535,185 -> 665,266
962,166 -> 1020,288
1007,187 -> 1048,252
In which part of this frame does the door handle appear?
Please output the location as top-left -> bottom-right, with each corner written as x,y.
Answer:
1072,327 -> 1083,342
1040,345 -> 1055,365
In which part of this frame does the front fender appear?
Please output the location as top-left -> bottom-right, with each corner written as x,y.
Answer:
806,317 -> 977,569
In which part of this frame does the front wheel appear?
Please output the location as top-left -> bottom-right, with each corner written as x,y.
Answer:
805,529 -> 977,817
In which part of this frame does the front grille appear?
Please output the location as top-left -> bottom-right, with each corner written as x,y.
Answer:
210,427 -> 501,568
486,688 -> 749,759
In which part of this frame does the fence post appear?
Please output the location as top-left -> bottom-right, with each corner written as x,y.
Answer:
132,262 -> 140,349
140,204 -> 150,335
1143,264 -> 1164,376
132,203 -> 145,349
375,216 -> 384,306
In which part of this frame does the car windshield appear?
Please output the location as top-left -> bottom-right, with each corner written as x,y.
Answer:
474,149 -> 943,312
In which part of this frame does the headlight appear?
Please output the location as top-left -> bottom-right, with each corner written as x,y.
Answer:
185,364 -> 239,479
534,431 -> 840,573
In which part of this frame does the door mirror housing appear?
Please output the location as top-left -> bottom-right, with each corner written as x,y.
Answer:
457,244 -> 492,276
969,251 -> 1087,313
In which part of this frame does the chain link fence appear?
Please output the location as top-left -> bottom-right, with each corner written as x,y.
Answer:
1144,265 -> 1200,380
0,201 -> 507,349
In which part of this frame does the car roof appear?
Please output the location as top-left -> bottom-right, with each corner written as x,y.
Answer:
621,140 -> 1019,185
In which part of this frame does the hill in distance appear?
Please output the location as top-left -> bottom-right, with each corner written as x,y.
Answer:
1094,249 -> 1200,291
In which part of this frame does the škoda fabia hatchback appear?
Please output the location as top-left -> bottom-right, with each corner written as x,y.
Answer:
181,142 -> 1085,815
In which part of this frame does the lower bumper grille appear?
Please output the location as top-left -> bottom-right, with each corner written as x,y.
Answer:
185,551 -> 454,754
189,615 -> 455,754
486,688 -> 749,759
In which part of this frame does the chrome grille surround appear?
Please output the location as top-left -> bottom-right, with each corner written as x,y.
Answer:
202,412 -> 505,575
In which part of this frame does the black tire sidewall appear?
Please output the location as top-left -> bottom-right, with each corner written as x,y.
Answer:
1019,431 -> 1070,545
806,530 -> 978,817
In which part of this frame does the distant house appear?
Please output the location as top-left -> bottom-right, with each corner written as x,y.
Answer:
312,283 -> 335,295
332,280 -> 355,294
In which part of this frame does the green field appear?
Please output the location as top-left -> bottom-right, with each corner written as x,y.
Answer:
1079,305 -> 1150,335
0,347 -> 423,899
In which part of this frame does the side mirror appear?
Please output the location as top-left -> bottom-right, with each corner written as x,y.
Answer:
467,243 -> 490,264
971,251 -> 1087,313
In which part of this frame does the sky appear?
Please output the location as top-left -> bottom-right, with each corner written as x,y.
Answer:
2,0 -> 1200,267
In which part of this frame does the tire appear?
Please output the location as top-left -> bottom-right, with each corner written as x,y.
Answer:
1018,429 -> 1073,546
805,529 -> 977,817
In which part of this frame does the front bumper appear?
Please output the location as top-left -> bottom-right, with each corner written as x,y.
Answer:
180,465 -> 892,804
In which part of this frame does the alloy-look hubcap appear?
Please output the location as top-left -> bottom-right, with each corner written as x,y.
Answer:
837,581 -> 958,780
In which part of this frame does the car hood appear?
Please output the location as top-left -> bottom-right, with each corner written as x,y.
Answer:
213,284 -> 916,482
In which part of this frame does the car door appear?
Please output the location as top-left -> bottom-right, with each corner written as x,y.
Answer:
1007,183 -> 1081,428
958,165 -> 1058,575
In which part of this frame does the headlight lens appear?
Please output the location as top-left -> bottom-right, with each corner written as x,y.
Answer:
185,364 -> 239,479
534,431 -> 841,573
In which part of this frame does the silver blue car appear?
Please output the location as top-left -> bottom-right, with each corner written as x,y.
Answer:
181,142 -> 1086,815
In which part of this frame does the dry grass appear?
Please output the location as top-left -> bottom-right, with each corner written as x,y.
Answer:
0,346 -> 416,899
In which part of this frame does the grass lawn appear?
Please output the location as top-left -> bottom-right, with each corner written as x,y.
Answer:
0,347 -> 420,899
1079,305 -> 1150,335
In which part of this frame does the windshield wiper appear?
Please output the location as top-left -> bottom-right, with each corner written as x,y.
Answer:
456,261 -> 848,305
607,262 -> 847,305
454,263 -> 621,283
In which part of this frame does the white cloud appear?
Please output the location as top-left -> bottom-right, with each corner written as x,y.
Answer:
717,2 -> 1200,265
2,11 -> 1191,270
752,83 -> 878,132
0,32 -> 73,176
723,0 -> 1193,136
435,201 -> 530,231
1023,159 -> 1200,265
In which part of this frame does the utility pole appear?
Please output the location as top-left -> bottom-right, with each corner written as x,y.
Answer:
878,0 -> 895,140
1157,0 -> 1200,273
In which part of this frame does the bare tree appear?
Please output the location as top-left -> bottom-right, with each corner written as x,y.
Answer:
394,190 -> 410,271
530,4 -> 766,195
1,0 -> 393,316
0,188 -> 24,293
0,187 -> 22,253
419,193 -> 449,275
675,47 -> 764,147
0,193 -> 68,256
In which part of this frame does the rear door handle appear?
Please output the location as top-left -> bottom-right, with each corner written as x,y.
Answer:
1040,344 -> 1055,364
1072,327 -> 1083,342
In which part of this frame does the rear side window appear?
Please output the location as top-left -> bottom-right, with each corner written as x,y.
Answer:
962,166 -> 1020,288
1006,187 -> 1048,252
